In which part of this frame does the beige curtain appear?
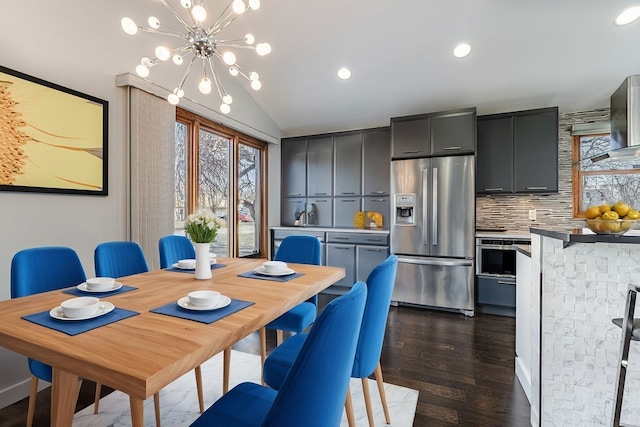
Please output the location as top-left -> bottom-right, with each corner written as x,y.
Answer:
128,87 -> 175,270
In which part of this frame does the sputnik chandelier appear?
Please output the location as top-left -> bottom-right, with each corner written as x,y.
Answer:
121,0 -> 271,114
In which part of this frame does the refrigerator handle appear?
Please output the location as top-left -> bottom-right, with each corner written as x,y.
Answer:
421,168 -> 429,246
432,167 -> 438,246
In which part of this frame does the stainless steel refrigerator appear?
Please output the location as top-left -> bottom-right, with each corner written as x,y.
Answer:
390,155 -> 475,315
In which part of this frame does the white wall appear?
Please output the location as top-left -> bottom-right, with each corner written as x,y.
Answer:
0,0 -> 282,408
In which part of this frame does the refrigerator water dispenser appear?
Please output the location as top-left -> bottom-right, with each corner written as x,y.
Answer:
394,193 -> 416,226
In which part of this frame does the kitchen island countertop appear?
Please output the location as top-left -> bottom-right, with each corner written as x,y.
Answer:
530,226 -> 640,244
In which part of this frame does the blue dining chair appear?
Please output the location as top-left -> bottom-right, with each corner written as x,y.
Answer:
263,255 -> 398,427
260,235 -> 322,370
159,235 -> 195,269
11,246 -> 88,427
190,281 -> 367,427
158,235 -> 232,394
94,240 -> 204,425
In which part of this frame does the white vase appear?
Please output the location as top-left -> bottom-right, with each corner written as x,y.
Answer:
194,243 -> 212,280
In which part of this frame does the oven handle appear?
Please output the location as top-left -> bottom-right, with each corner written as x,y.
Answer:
477,244 -> 520,251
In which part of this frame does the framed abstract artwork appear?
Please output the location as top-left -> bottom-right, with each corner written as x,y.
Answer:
0,65 -> 108,195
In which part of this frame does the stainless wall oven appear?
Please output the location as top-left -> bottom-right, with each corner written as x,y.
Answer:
475,237 -> 530,316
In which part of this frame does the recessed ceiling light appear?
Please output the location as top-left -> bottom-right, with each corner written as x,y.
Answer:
453,43 -> 472,58
337,67 -> 352,80
615,6 -> 640,26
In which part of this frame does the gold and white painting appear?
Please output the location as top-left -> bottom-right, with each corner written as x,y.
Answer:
0,66 -> 107,195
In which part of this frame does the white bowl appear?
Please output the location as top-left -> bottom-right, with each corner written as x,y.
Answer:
262,261 -> 287,274
61,297 -> 100,318
86,277 -> 115,291
178,259 -> 197,269
188,290 -> 221,307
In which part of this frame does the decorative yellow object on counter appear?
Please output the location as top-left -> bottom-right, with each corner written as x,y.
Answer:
366,211 -> 383,228
354,211 -> 366,229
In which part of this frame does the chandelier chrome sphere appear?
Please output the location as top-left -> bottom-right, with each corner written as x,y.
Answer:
121,0 -> 271,115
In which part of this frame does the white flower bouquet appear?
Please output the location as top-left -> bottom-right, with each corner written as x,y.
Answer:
185,209 -> 221,243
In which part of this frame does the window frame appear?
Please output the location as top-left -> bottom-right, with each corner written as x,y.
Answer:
176,107 -> 268,258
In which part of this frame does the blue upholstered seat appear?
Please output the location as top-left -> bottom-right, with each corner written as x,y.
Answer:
190,281 -> 367,427
263,255 -> 398,426
11,246 -> 88,427
159,235 -> 195,269
94,241 -> 149,278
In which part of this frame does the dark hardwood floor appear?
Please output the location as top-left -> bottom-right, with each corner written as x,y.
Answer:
0,296 -> 530,426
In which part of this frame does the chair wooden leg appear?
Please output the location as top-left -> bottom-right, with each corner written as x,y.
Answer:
260,327 -> 267,386
194,366 -> 204,413
94,382 -> 102,414
26,376 -> 38,427
223,347 -> 231,394
375,363 -> 391,424
362,377 -> 375,427
153,392 -> 161,427
344,385 -> 356,427
276,329 -> 284,346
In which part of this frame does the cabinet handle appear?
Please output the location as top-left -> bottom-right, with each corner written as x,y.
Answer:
340,192 -> 356,195
526,186 -> 548,190
363,248 -> 384,252
340,199 -> 357,202
443,146 -> 462,151
333,237 -> 350,240
313,199 -> 328,202
366,238 -> 382,242
370,191 -> 386,194
484,187 -> 504,191
334,246 -> 351,250
497,281 -> 515,285
369,198 -> 386,202
287,193 -> 303,196
313,192 -> 328,195
402,150 -> 420,154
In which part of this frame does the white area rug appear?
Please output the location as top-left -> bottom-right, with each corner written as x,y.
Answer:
73,350 -> 418,426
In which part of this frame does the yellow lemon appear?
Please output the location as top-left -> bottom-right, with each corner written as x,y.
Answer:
599,203 -> 612,214
614,202 -> 631,217
585,205 -> 601,219
627,209 -> 640,220
602,210 -> 619,220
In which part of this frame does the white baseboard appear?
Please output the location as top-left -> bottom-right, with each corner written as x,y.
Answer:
0,377 -> 50,410
515,356 -> 532,404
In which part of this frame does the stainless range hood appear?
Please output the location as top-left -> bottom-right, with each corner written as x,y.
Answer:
592,75 -> 640,163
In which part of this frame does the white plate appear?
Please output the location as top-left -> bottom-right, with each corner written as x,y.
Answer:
172,261 -> 217,270
76,282 -> 123,293
177,295 -> 231,311
49,302 -> 115,321
253,266 -> 296,276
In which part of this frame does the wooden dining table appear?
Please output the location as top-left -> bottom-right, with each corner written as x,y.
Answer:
0,257 -> 345,427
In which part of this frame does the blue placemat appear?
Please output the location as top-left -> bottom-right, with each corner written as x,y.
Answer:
150,298 -> 254,324
164,263 -> 227,274
237,271 -> 304,282
62,285 -> 138,297
22,308 -> 140,336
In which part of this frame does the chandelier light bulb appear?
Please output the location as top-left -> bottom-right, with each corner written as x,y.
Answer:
222,94 -> 233,104
148,16 -> 160,29
155,46 -> 170,61
220,103 -> 231,114
249,0 -> 261,10
248,71 -> 259,81
615,6 -> 640,26
180,0 -> 192,8
256,43 -> 271,56
229,66 -> 239,76
121,17 -> 138,35
232,0 -> 246,14
222,51 -> 237,65
141,57 -> 152,67
251,79 -> 262,91
245,34 -> 255,45
199,78 -> 212,94
136,64 -> 150,77
168,93 -> 180,105
172,54 -> 183,65
174,88 -> 185,98
192,5 -> 207,22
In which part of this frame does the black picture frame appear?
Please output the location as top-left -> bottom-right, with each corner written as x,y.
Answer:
0,65 -> 108,196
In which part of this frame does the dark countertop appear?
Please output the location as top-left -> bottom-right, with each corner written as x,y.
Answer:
530,227 -> 640,245
514,244 -> 531,257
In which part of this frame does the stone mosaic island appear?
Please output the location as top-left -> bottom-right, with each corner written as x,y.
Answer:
527,226 -> 640,426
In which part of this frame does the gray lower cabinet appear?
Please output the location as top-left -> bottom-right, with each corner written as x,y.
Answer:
334,198 -> 361,228
326,243 -> 356,291
476,275 -> 516,317
362,197 -> 390,230
357,245 -> 389,281
271,229 -> 325,264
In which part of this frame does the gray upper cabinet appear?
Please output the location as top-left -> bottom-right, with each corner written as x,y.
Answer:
362,128 -> 391,196
281,197 -> 306,226
334,133 -> 362,196
307,197 -> 333,227
476,107 -> 558,195
513,108 -> 558,193
431,108 -> 476,155
281,138 -> 307,197
391,107 -> 476,159
307,136 -> 333,196
477,116 -> 514,193
391,114 -> 430,159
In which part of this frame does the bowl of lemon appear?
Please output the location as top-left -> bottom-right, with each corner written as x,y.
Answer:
584,202 -> 639,235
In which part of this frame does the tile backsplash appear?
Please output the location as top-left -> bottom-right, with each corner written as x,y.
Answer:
476,108 -> 610,232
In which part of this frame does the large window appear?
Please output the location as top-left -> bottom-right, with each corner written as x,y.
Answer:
572,133 -> 640,216
175,108 -> 267,257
